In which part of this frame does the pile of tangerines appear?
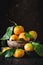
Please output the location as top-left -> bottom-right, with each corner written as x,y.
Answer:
10,25 -> 37,41
2,25 -> 38,58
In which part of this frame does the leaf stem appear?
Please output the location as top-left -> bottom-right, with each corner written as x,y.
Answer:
9,20 -> 17,26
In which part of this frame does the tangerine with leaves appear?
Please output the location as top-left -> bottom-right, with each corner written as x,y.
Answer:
29,30 -> 38,40
18,32 -> 30,42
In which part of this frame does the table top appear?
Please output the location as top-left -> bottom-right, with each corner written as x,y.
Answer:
0,53 -> 43,65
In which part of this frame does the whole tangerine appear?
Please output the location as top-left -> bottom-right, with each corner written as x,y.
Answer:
14,26 -> 24,35
18,32 -> 30,42
9,34 -> 18,41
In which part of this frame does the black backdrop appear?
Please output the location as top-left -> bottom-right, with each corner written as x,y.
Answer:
0,0 -> 43,43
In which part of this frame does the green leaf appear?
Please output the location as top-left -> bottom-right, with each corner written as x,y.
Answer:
1,40 -> 6,46
0,49 -> 3,55
0,51 -> 2,55
3,48 -> 16,58
18,38 -> 25,42
32,42 -> 43,57
1,26 -> 14,40
24,33 -> 32,39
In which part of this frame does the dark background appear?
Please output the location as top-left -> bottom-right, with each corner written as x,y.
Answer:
0,0 -> 43,65
0,0 -> 43,43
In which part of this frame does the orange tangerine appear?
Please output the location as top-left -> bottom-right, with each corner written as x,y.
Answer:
29,30 -> 38,40
24,43 -> 34,52
14,26 -> 24,35
9,34 -> 18,41
13,49 -> 25,58
18,32 -> 30,42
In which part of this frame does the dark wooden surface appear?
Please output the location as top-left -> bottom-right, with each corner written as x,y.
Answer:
0,55 -> 43,65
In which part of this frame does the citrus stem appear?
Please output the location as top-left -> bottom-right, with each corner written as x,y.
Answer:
9,20 -> 17,26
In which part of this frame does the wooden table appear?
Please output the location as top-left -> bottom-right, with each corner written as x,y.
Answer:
0,53 -> 43,65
